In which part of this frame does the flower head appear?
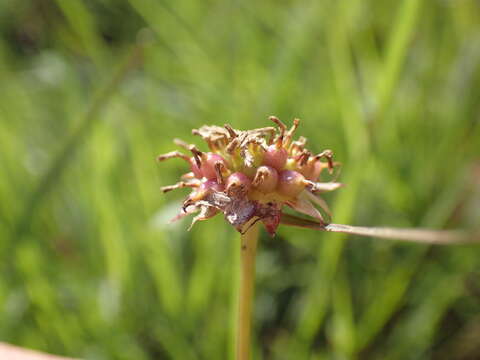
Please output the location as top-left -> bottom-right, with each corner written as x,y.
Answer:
157,116 -> 342,236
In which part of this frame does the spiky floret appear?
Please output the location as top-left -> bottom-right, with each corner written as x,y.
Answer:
157,116 -> 342,236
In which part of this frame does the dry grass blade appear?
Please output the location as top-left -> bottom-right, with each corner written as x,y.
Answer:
280,214 -> 480,245
324,224 -> 478,245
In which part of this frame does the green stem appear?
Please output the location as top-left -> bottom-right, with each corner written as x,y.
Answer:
236,222 -> 260,360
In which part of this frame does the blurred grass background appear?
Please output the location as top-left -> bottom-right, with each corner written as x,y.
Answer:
1,0 -> 480,359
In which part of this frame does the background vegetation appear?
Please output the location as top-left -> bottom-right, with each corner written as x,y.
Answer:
1,0 -> 479,359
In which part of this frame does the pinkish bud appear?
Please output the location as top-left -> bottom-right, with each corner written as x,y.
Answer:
263,145 -> 288,170
156,151 -> 204,178
262,213 -> 281,236
307,161 -> 325,181
201,179 -> 225,193
277,170 -> 307,197
226,172 -> 252,194
189,158 -> 203,178
201,153 -> 225,180
253,166 -> 278,193
298,160 -> 326,182
190,179 -> 224,201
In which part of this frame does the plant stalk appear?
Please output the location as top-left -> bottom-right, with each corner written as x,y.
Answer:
236,222 -> 260,360
280,213 -> 480,245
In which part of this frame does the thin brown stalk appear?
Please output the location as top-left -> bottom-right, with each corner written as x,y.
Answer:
281,214 -> 480,245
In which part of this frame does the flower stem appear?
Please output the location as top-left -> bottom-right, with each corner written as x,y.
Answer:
236,222 -> 260,360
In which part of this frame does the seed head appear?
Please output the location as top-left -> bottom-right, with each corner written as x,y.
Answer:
157,116 -> 342,236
